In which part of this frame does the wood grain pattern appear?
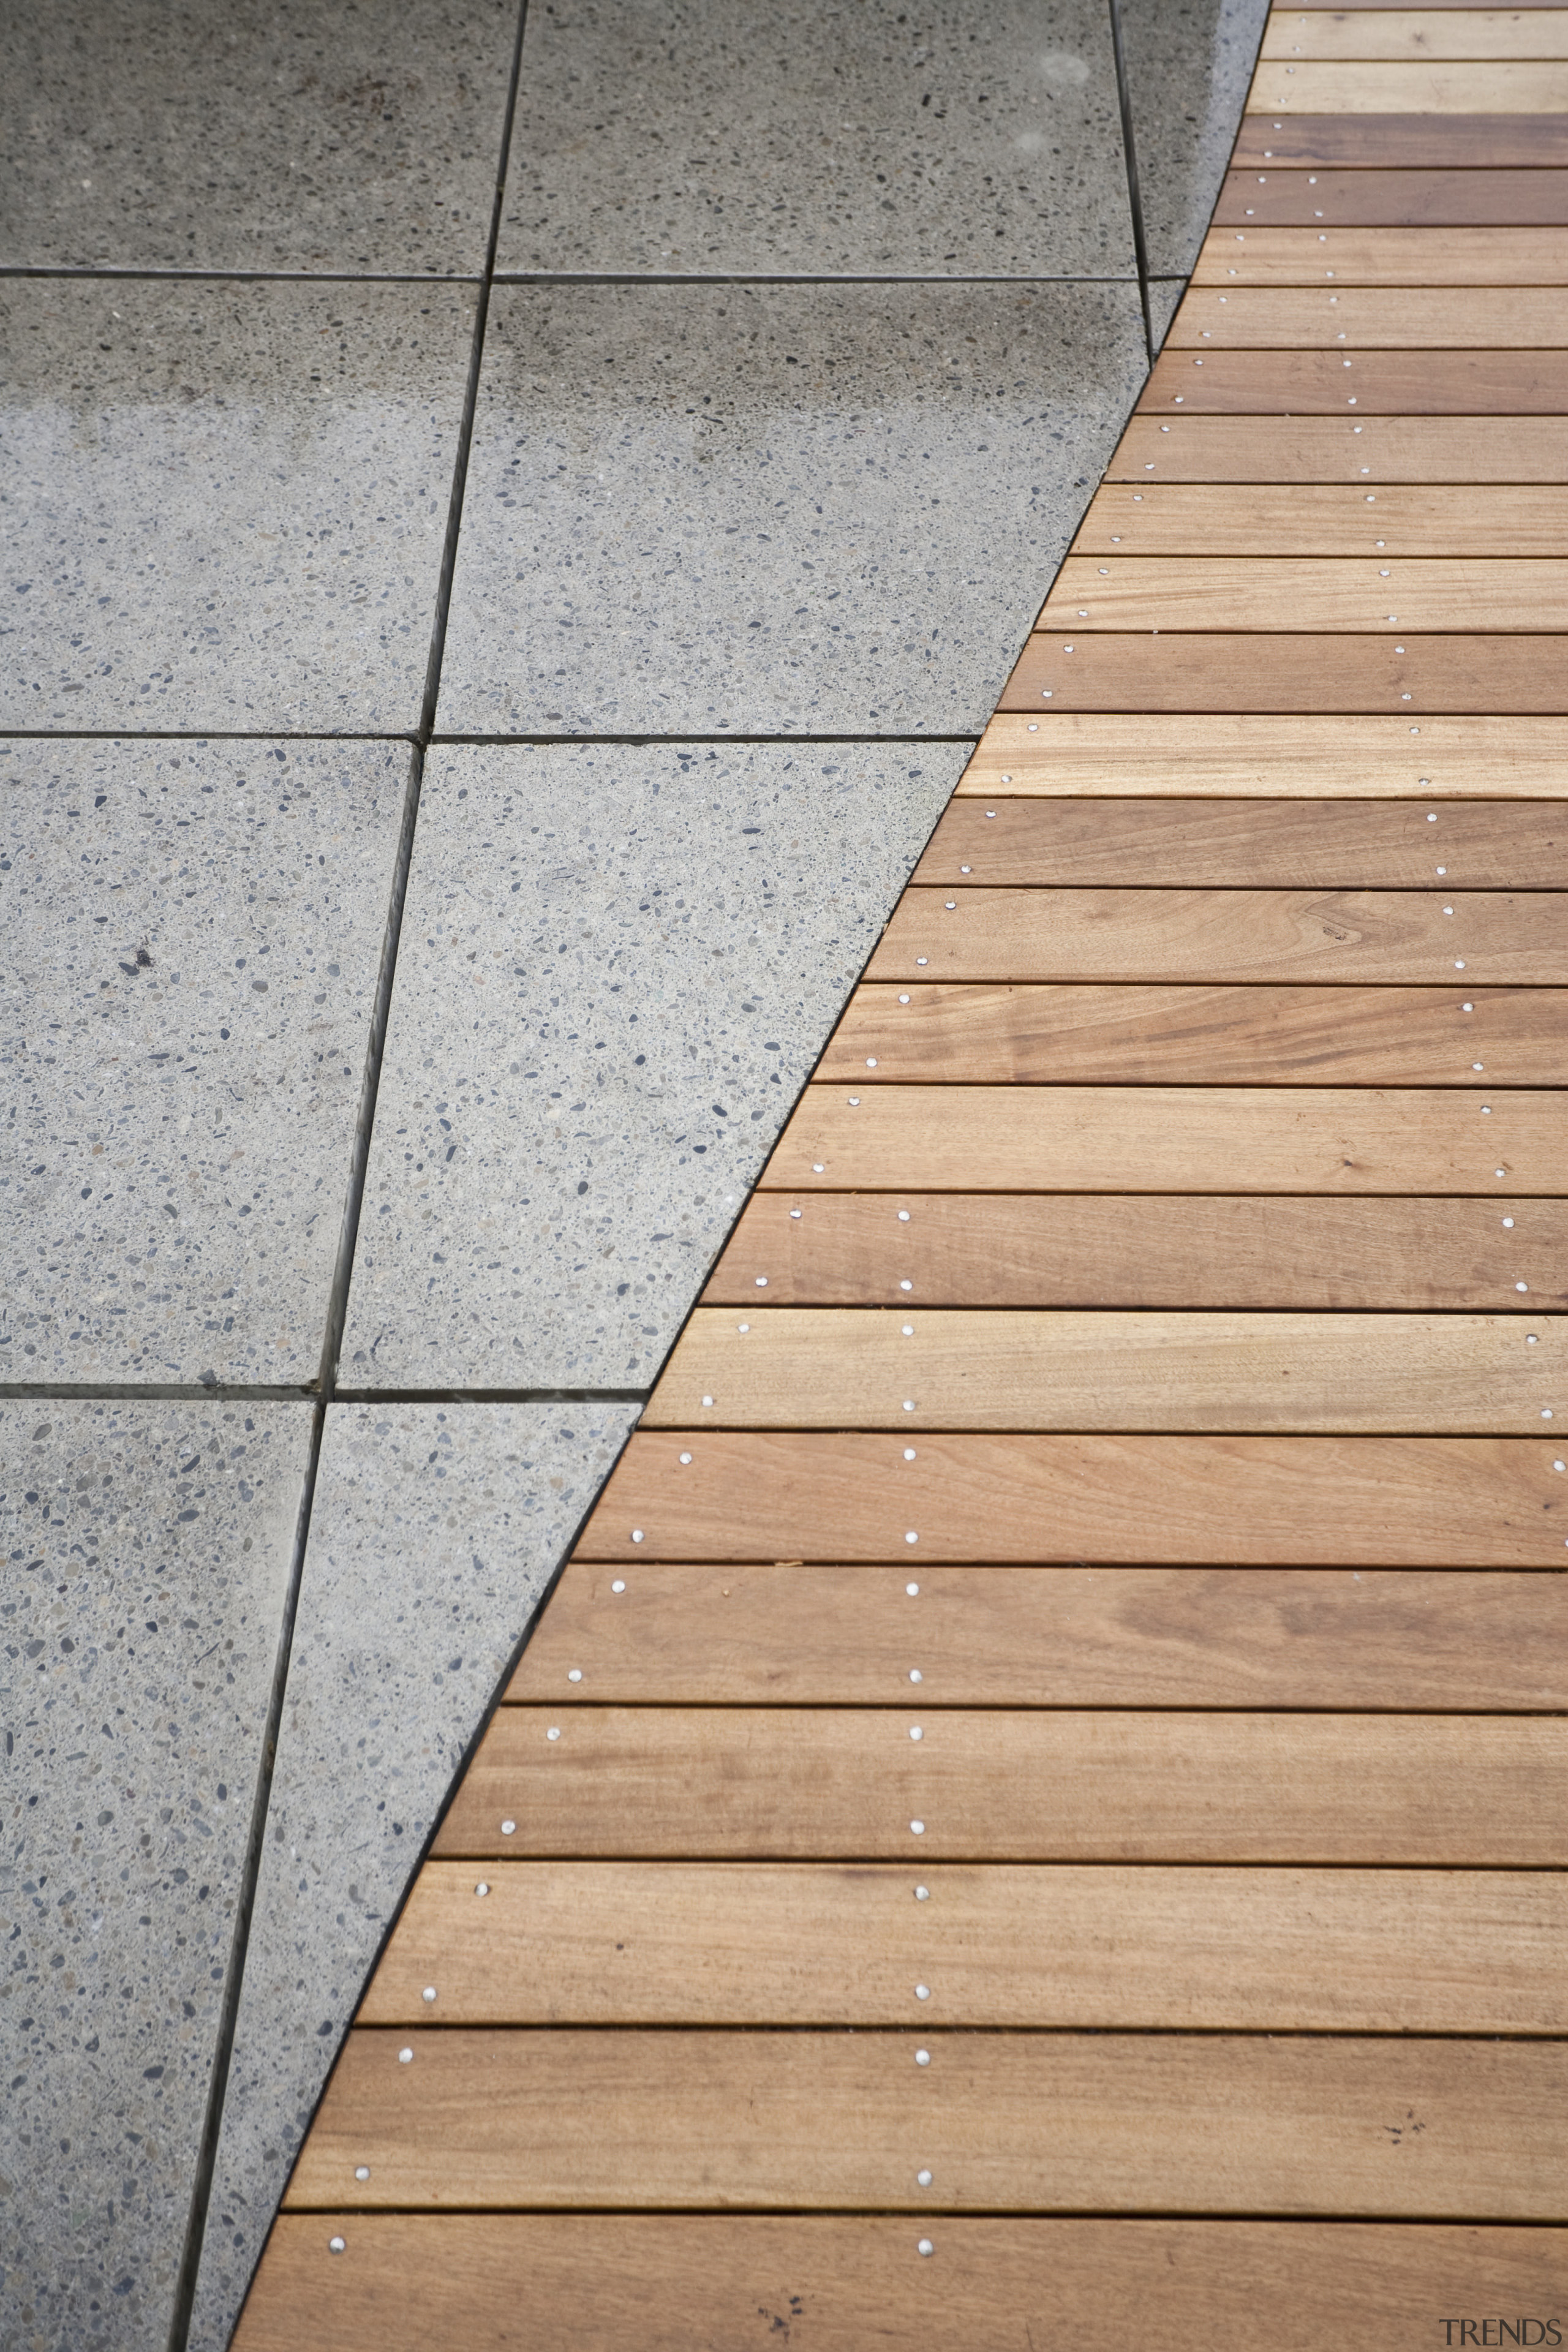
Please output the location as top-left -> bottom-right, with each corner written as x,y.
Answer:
1071,481 -> 1568,551
233,2216 -> 1568,2352
822,983 -> 1568,1085
914,798 -> 1568,884
362,1863 -> 1568,2031
510,1563 -> 1568,1709
1248,59 -> 1568,109
1232,113 -> 1568,166
867,890 -> 1567,984
1215,168 -> 1568,225
1139,350 -> 1568,412
1259,12 -> 1568,60
581,1430 -> 1568,1564
701,1193 -> 1568,1311
1166,287 -> 1568,346
1192,226 -> 1568,281
287,2028 -> 1568,2215
1043,557 -> 1568,628
1110,415 -> 1568,481
1000,635 -> 1568,714
958,713 -> 1568,794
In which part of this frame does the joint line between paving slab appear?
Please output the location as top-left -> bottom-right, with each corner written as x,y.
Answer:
161,3 -> 537,2342
0,1382 -> 650,1404
1106,0 -> 1156,364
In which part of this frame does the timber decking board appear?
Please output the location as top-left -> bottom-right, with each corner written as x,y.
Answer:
867,892 -> 1568,986
580,1431 -> 1568,1564
285,2029 -> 1567,2217
1193,226 -> 1568,279
1259,12 -> 1568,61
1247,59 -> 1568,108
1044,557 -> 1568,629
1232,113 -> 1568,166
1139,350 -> 1568,410
233,2217 -> 1568,2352
913,800 -> 1568,884
1070,483 -> 1568,551
510,1565 -> 1568,1709
700,1195 -> 1568,1311
957,714 -> 1568,794
1109,413 -> 1568,475
646,1308 -> 1562,1434
1000,635 -> 1568,712
821,983 -> 1568,1086
1215,168 -> 1568,224
1166,287 -> 1568,344
361,1863 -> 1568,2032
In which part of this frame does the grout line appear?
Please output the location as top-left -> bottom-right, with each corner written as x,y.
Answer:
161,6 -> 535,2343
0,262 -> 1143,289
0,1381 -> 650,1405
1106,0 -> 1156,364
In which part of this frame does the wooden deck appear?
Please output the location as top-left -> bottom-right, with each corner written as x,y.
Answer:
236,12 -> 1568,2343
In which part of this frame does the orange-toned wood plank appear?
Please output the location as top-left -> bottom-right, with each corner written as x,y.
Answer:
1167,287 -> 1568,345
957,714 -> 1568,794
1192,224 -> 1568,281
1070,483 -> 1568,551
362,1862 -> 1568,2031
701,1194 -> 1566,1311
286,2028 -> 1568,2216
234,2215 -> 1568,2352
581,1431 -> 1568,1564
1215,168 -> 1568,225
1140,350 -> 1568,411
1043,558 -> 1568,628
1110,412 -> 1568,475
512,1564 -> 1568,1709
1000,635 -> 1567,712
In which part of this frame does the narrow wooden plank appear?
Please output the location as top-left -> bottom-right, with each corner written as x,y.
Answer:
581,1431 -> 1568,1564
287,2028 -> 1567,2215
914,798 -> 1568,884
958,713 -> 1568,794
1110,413 -> 1568,476
646,1308 -> 1561,1434
867,891 -> 1567,984
510,1563 -> 1568,1708
1046,557 -> 1568,627
1233,112 -> 1568,165
1071,483 -> 1568,552
1192,225 -> 1568,281
1000,635 -> 1567,712
1215,167 -> 1568,224
233,2215 -> 1568,2352
362,1863 -> 1568,2031
1166,286 -> 1568,345
1260,11 -> 1568,59
765,1084 -> 1565,1194
701,1194 -> 1568,1311
1248,58 -> 1568,108
1139,350 -> 1568,412
823,984 -> 1567,1085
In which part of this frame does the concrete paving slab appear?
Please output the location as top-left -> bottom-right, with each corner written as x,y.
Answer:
437,278 -> 1147,736
1120,0 -> 1271,281
0,0 -> 516,274
339,741 -> 963,1389
186,1400 -> 636,2352
497,0 -> 1133,277
1,739 -> 405,1389
1150,276 -> 1188,351
0,1400 -> 311,2352
0,277 -> 473,734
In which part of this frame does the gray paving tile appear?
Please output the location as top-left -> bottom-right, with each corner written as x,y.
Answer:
186,1400 -> 636,2352
0,1401 -> 311,2352
497,0 -> 1133,277
1121,0 -> 1270,279
1,739 -> 405,1388
340,741 -> 962,1387
1,277 -> 473,733
437,279 -> 1147,736
1150,276 -> 1187,352
0,0 -> 517,274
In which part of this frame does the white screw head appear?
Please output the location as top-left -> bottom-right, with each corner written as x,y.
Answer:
501,1820 -> 516,1836
813,1162 -> 825,1172
330,2236 -> 347,2253
475,1882 -> 490,1897
679,1453 -> 692,1466
1504,1218 -> 1515,1228
1517,1283 -> 1528,1292
915,1984 -> 931,2000
702,1396 -> 714,1407
611,1580 -> 626,1593
902,1324 -> 914,1336
898,1210 -> 911,1222
910,1668 -> 922,1683
910,1726 -> 923,1741
568,1667 -> 584,1681
915,2049 -> 931,2065
905,1531 -> 919,1544
422,1986 -> 437,2003
918,2238 -> 935,2256
915,1885 -> 929,1899
907,1581 -> 919,1595
911,1819 -> 925,1834
355,2166 -> 370,2180
631,1529 -> 644,1543
900,1279 -> 913,1292
755,1275 -> 768,1286
917,2169 -> 933,2187
547,1727 -> 561,1741
790,1206 -> 802,1218
398,2048 -> 413,2064
903,1447 -> 917,1461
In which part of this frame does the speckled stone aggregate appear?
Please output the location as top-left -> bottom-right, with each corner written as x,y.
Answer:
1121,0 -> 1272,279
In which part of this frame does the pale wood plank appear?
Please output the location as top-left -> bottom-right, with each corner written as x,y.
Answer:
235,2215 -> 1568,2352
957,714 -> 1568,794
363,1862 -> 1568,2031
1001,633 -> 1566,713
867,890 -> 1567,984
646,1308 -> 1563,1434
580,1430 -> 1568,1563
915,798 -> 1568,883
1043,558 -> 1568,628
1140,350 -> 1568,412
287,2028 -> 1568,2215
511,1563 -> 1568,1709
1070,483 -> 1568,553
1165,285 -> 1568,344
1249,58 -> 1568,107
1261,10 -> 1568,58
1191,225 -> 1568,282
701,1194 -> 1568,1311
